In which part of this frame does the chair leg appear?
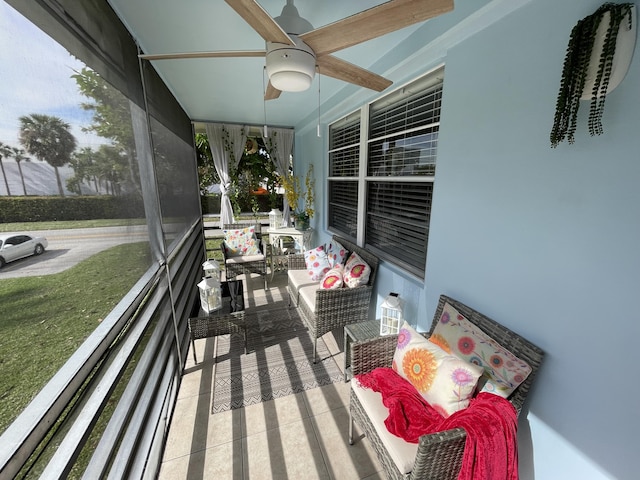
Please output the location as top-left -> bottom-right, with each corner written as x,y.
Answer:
348,409 -> 354,445
191,338 -> 198,365
243,327 -> 247,355
312,338 -> 317,364
288,291 -> 298,308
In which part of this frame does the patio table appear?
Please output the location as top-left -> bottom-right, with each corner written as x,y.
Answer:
343,320 -> 381,381
188,279 -> 246,363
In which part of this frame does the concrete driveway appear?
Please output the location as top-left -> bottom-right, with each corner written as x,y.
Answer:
0,225 -> 149,278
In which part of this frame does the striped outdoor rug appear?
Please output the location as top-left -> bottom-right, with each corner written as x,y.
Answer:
211,305 -> 343,413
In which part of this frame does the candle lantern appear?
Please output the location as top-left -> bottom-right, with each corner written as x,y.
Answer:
380,292 -> 404,335
197,276 -> 222,313
269,208 -> 283,230
202,259 -> 221,280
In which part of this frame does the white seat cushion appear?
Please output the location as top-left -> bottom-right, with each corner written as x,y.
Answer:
225,254 -> 265,264
288,269 -> 320,313
351,378 -> 418,475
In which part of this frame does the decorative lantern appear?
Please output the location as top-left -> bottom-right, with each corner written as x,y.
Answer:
197,276 -> 222,313
269,208 -> 283,230
380,292 -> 404,335
202,259 -> 221,280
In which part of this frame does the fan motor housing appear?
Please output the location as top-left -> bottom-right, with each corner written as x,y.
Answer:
266,36 -> 316,92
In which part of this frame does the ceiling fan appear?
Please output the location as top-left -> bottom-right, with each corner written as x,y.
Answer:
139,0 -> 454,100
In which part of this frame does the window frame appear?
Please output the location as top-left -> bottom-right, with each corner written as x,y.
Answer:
327,65 -> 445,279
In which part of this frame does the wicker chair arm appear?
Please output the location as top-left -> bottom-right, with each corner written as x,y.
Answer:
315,284 -> 371,310
351,335 -> 397,376
287,254 -> 306,270
410,428 -> 467,480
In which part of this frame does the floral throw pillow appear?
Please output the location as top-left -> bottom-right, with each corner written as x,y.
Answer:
320,264 -> 344,289
342,252 -> 371,288
223,226 -> 260,257
325,240 -> 349,267
429,302 -> 532,398
392,321 -> 483,417
304,246 -> 332,281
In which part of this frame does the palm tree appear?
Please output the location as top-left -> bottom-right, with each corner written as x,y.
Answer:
93,145 -> 124,196
68,147 -> 95,195
18,114 -> 77,196
0,142 -> 12,196
11,147 -> 30,195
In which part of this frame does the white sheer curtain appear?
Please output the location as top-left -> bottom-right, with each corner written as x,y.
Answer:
205,123 -> 247,228
262,128 -> 294,226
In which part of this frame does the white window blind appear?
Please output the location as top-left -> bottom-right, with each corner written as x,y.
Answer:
328,111 -> 361,239
328,66 -> 443,277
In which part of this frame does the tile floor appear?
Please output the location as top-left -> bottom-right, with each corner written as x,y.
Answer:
158,273 -> 384,479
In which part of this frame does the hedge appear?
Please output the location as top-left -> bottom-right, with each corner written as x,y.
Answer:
0,195 -> 146,223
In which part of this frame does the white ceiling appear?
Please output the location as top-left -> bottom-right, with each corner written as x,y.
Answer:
106,0 -> 432,128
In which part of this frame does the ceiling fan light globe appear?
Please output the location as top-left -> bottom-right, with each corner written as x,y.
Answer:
270,71 -> 313,92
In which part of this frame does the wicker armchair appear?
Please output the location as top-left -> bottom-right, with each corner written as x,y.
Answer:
348,294 -> 544,480
221,223 -> 267,290
287,235 -> 379,362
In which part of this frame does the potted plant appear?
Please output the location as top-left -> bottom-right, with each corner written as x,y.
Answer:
282,164 -> 315,230
550,3 -> 635,147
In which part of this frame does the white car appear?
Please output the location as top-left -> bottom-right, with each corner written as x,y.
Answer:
0,233 -> 48,268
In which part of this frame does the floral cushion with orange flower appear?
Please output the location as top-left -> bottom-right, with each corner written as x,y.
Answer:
304,246 -> 332,281
320,264 -> 344,290
392,321 -> 483,417
342,252 -> 371,288
429,302 -> 532,398
222,226 -> 261,257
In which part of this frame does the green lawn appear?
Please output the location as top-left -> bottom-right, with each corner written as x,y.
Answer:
0,242 -> 151,434
0,218 -> 145,233
206,238 -> 224,262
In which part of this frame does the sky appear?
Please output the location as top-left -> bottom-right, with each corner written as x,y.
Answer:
0,2 -> 106,156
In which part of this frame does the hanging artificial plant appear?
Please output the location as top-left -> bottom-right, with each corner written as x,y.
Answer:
550,2 -> 634,147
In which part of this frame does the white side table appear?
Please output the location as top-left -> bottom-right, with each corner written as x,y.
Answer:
266,227 -> 314,278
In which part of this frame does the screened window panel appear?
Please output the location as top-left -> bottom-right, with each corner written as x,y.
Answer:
150,117 -> 200,252
366,181 -> 432,275
328,180 -> 358,239
0,3 -> 198,477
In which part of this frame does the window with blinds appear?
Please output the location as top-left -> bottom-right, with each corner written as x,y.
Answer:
328,111 -> 361,241
328,66 -> 443,278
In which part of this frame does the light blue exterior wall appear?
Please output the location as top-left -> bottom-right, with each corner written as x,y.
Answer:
295,1 -> 640,478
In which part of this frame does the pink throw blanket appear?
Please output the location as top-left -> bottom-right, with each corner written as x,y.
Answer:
356,367 -> 518,480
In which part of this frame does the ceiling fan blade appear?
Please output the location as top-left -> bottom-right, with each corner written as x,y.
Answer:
225,0 -> 294,45
265,81 -> 282,100
139,50 -> 266,61
317,55 -> 392,92
301,0 -> 454,56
